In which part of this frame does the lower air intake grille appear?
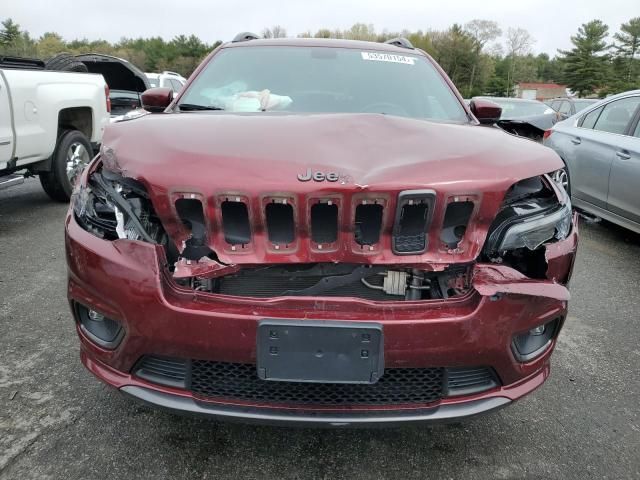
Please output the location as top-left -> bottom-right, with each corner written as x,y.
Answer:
133,356 -> 500,406
134,356 -> 188,389
447,366 -> 499,396
190,361 -> 445,406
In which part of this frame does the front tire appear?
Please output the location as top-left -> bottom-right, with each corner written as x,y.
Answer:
40,130 -> 92,202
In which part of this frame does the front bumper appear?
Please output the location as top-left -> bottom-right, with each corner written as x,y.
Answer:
66,211 -> 578,425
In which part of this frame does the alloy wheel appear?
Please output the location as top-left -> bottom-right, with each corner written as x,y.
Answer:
66,142 -> 91,186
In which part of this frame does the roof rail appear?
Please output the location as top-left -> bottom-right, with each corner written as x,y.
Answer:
162,70 -> 182,77
232,32 -> 260,43
384,37 -> 414,49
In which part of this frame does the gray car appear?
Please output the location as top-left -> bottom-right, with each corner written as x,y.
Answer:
544,90 -> 640,234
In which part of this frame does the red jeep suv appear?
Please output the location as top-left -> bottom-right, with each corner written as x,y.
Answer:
65,35 -> 578,426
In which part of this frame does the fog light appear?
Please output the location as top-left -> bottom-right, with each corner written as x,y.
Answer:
529,325 -> 545,336
75,304 -> 124,349
512,318 -> 560,362
88,310 -> 104,322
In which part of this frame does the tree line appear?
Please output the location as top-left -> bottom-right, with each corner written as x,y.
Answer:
1,17 -> 639,98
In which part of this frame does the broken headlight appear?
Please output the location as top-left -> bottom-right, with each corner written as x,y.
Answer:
72,167 -> 162,243
484,176 -> 572,256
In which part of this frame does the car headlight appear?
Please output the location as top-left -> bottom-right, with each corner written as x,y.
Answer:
497,199 -> 571,251
484,175 -> 572,256
72,166 -> 161,243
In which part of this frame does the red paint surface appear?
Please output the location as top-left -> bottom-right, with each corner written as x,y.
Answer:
100,112 -> 563,267
66,212 -> 575,393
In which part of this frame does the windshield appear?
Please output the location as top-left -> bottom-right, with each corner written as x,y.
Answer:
483,99 -> 552,118
178,46 -> 468,122
147,78 -> 159,87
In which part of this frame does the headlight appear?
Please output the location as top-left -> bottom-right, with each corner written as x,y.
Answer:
497,199 -> 571,251
484,175 -> 572,255
72,166 -> 161,243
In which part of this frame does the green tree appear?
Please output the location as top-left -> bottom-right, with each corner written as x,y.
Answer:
613,17 -> 640,83
0,18 -> 21,47
36,32 -> 66,58
558,20 -> 610,97
431,24 -> 475,91
344,23 -> 377,41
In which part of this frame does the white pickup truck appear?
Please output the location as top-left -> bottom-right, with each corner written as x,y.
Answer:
0,56 -> 110,201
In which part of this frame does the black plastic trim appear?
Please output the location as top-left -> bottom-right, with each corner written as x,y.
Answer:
383,37 -> 415,49
121,385 -> 510,426
511,318 -> 560,362
392,189 -> 436,255
74,303 -> 124,350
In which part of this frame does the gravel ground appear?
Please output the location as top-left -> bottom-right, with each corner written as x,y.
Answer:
1,178 -> 639,479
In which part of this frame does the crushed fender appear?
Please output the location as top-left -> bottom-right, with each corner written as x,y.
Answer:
473,264 -> 570,301
545,212 -> 579,284
173,257 -> 238,279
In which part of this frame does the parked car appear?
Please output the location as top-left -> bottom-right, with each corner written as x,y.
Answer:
67,35 -> 578,426
75,54 -> 150,121
547,97 -> 598,120
145,71 -> 186,94
0,56 -> 110,200
473,96 -> 558,141
544,90 -> 640,233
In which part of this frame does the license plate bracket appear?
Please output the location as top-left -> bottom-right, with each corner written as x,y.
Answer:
257,320 -> 384,384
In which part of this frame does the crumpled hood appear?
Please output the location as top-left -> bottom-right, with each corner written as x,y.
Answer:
102,112 -> 563,192
99,112 -> 565,267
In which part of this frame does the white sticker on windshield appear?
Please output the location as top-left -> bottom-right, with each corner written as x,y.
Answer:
361,52 -> 416,65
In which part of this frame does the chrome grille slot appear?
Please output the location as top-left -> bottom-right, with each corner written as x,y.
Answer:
354,203 -> 383,246
221,199 -> 251,246
440,201 -> 474,249
311,201 -> 338,244
265,201 -> 295,245
392,190 -> 436,254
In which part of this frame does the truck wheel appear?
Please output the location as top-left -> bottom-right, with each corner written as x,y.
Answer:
44,53 -> 88,73
39,130 -> 92,202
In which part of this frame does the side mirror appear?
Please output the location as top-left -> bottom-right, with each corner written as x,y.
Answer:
141,87 -> 173,113
470,98 -> 502,125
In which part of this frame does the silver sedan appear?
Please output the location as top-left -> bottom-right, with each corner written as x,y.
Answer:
544,90 -> 640,233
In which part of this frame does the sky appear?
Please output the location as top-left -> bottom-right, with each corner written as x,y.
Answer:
3,0 -> 636,56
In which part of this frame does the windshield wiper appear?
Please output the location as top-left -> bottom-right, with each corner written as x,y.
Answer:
178,103 -> 225,111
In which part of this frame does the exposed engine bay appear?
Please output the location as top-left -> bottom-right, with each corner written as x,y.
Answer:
177,263 -> 471,301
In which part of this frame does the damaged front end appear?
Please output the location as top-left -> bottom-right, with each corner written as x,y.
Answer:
72,161 -> 577,306
480,174 -> 576,287
72,166 -> 474,302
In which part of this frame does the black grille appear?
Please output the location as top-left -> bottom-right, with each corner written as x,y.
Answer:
190,361 -> 444,406
447,366 -> 499,396
134,356 -> 188,389
393,233 -> 427,253
133,356 -> 500,406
